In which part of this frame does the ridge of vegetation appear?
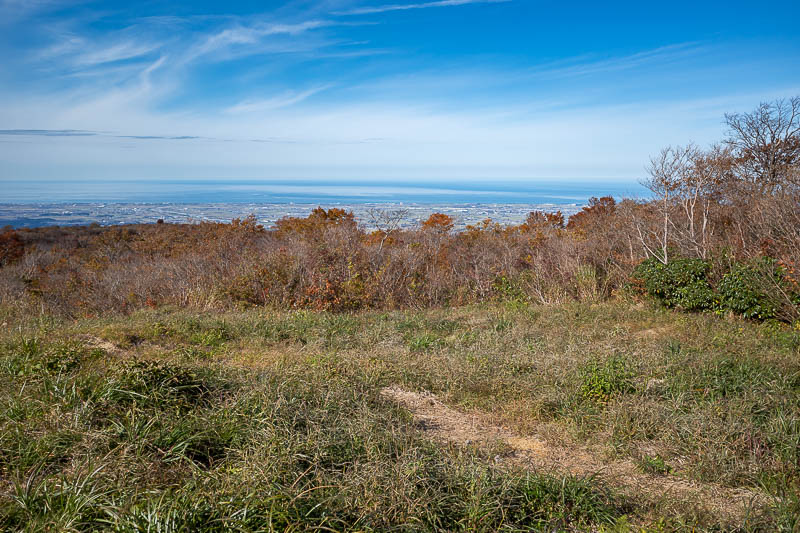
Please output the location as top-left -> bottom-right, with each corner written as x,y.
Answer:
2,98 -> 798,325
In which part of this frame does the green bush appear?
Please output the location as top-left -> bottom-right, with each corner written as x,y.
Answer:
633,255 -> 800,322
493,274 -> 528,303
717,258 -> 783,320
632,257 -> 715,311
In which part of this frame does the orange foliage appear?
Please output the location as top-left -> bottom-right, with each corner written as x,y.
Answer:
421,213 -> 454,233
521,211 -> 565,231
275,207 -> 356,238
566,196 -> 616,230
364,230 -> 397,248
231,214 -> 265,232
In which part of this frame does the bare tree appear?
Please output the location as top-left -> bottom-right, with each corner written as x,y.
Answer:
725,96 -> 800,196
365,208 -> 409,251
640,144 -> 699,263
677,144 -> 730,258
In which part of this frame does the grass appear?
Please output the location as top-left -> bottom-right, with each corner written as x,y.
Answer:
1,300 -> 799,530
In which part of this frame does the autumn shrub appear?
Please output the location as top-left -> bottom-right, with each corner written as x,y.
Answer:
521,210 -> 565,231
566,196 -> 616,232
0,186 -> 795,322
0,230 -> 24,267
275,206 -> 356,240
0,212 -> 670,316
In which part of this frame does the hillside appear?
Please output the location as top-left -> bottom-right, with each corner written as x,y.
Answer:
1,301 -> 798,530
1,98 -> 799,531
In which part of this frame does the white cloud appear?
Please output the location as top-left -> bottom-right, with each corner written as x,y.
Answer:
2,3 -> 798,183
73,41 -> 162,67
7,85 -> 793,181
336,0 -> 509,16
225,86 -> 332,114
525,42 -> 706,80
184,20 -> 331,63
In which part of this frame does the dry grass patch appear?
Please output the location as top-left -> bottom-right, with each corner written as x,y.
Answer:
1,301 -> 798,530
381,385 -> 767,527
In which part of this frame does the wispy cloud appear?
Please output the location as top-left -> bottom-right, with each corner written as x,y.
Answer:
248,135 -> 386,145
1,129 -> 208,141
73,41 -> 161,67
336,0 -> 509,16
226,86 -> 331,114
115,135 -> 201,140
0,129 -> 99,136
185,20 -> 331,63
526,42 -> 706,80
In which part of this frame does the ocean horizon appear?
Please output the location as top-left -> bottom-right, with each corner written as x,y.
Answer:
2,179 -> 648,205
0,179 -> 651,228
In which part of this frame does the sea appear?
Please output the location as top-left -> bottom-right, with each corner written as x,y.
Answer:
0,179 -> 648,229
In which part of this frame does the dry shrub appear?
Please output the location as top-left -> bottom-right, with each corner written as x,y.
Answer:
0,207 -> 633,315
1,98 -> 798,319
0,193 -> 795,320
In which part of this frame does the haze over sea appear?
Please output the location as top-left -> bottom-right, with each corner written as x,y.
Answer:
4,179 -> 645,205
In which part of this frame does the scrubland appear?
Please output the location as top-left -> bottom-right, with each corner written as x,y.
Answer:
0,98 -> 799,531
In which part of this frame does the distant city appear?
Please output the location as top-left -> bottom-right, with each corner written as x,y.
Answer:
1,179 -> 648,229
0,202 -> 587,230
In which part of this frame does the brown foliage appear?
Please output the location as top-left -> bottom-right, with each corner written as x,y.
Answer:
0,206 -> 615,315
566,197 -> 616,231
522,210 -> 565,231
0,98 -> 796,319
421,213 -> 455,233
275,207 -> 356,238
0,229 -> 24,267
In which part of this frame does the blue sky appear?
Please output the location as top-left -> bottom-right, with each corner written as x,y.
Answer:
1,0 -> 799,183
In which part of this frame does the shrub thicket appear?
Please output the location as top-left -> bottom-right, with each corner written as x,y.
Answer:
0,98 -> 798,324
633,255 -> 800,320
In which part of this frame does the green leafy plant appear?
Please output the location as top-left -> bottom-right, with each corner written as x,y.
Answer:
632,257 -> 715,311
493,275 -> 527,303
636,454 -> 672,475
407,333 -> 444,352
717,258 -> 783,320
580,355 -> 635,404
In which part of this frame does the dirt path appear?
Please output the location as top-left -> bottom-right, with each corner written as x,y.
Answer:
80,334 -> 128,355
381,386 -> 767,525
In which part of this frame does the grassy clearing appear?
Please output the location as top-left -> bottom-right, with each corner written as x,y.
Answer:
1,301 -> 799,531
